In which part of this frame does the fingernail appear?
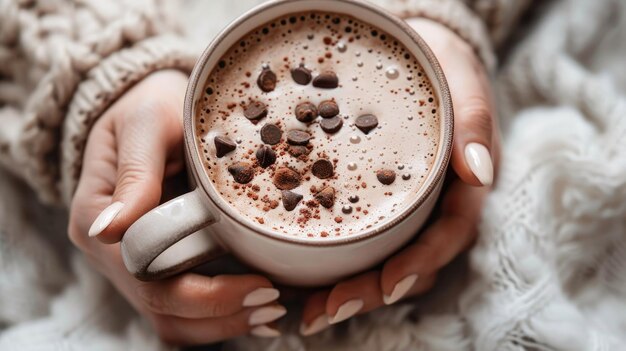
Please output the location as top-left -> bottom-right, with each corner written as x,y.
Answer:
300,314 -> 330,336
383,274 -> 418,305
328,299 -> 363,324
243,288 -> 280,307
250,325 -> 281,338
249,305 -> 287,326
88,202 -> 124,237
465,143 -> 494,186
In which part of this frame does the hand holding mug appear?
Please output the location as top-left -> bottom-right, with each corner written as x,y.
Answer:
119,0 -> 455,287
70,1 -> 499,345
68,70 -> 285,345
300,18 -> 499,335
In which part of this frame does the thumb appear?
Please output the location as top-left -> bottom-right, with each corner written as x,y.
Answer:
89,101 -> 184,244
445,51 -> 497,187
407,18 -> 497,187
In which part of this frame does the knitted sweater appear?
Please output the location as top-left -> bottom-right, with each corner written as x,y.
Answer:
3,0 -> 626,350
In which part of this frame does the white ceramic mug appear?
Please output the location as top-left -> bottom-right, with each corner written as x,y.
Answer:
121,0 -> 453,287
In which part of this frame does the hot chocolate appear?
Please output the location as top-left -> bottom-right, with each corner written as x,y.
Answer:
195,12 -> 440,239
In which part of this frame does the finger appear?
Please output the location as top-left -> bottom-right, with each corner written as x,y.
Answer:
380,180 -> 486,304
135,273 -> 280,319
69,117 -> 120,250
300,290 -> 331,336
95,115 -> 183,242
327,271 -> 381,325
250,321 -> 282,339
324,271 -> 436,326
88,71 -> 187,243
406,18 -> 496,186
153,304 -> 286,346
445,50 -> 496,186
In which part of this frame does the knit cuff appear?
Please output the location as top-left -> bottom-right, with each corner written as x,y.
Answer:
388,0 -> 496,73
60,35 -> 197,205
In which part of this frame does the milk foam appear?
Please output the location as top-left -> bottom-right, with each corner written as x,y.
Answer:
195,12 -> 440,238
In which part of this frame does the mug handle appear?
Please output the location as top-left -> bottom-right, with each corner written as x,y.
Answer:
121,188 -> 222,281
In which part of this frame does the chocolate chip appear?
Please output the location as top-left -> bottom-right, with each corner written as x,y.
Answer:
228,162 -> 254,184
281,190 -> 303,211
288,145 -> 310,157
286,130 -> 312,145
273,167 -> 302,190
295,102 -> 318,123
214,136 -> 236,158
255,146 -> 276,168
376,169 -> 396,185
257,67 -> 277,92
312,71 -> 339,89
260,123 -> 282,145
318,100 -> 339,118
320,116 -> 343,134
291,64 -> 312,85
311,159 -> 334,179
315,187 -> 335,208
244,101 -> 268,121
355,114 -> 378,134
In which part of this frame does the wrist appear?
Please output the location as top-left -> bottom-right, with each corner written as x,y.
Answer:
60,35 -> 196,205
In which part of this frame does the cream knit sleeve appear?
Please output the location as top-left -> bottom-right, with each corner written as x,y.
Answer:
380,0 -> 535,73
0,0 -> 196,205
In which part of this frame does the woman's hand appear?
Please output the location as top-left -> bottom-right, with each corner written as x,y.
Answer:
68,70 -> 285,345
299,18 -> 499,336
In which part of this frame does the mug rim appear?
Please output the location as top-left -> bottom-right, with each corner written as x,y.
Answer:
183,0 -> 454,247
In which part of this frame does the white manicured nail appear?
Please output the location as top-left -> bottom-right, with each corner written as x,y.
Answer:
250,325 -> 281,338
88,202 -> 124,237
383,274 -> 418,305
243,288 -> 280,307
249,306 -> 287,326
328,299 -> 364,324
465,143 -> 494,186
300,314 -> 330,336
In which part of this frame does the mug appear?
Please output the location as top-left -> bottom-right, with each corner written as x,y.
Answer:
121,0 -> 453,287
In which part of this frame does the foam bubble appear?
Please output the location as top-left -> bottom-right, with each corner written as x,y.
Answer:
350,135 -> 361,144
385,66 -> 399,79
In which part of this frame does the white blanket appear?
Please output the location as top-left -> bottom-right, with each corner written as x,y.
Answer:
1,0 -> 626,350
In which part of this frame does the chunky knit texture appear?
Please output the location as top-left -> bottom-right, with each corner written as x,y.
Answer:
0,0 -> 196,204
3,0 -> 626,350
